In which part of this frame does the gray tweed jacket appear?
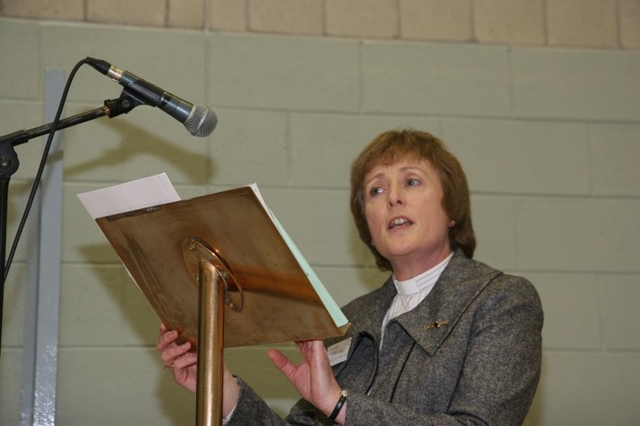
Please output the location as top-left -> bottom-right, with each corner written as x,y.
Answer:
228,250 -> 543,425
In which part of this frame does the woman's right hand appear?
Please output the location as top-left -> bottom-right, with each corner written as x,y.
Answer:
157,323 -> 198,393
156,323 -> 240,417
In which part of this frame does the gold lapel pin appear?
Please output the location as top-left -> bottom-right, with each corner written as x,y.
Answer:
426,320 -> 450,329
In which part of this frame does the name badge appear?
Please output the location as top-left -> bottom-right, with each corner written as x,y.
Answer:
328,337 -> 352,366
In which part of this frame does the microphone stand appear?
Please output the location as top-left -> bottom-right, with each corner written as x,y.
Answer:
0,90 -> 141,354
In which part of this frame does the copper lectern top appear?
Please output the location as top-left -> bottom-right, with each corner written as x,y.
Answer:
96,185 -> 348,348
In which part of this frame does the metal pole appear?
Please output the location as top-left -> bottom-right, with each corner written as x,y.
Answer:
196,261 -> 225,426
20,69 -> 64,426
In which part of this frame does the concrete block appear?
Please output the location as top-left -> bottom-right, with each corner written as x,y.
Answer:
59,264 -> 124,346
0,348 -> 23,425
600,274 -> 640,350
469,195 -> 518,271
259,187 -> 363,267
326,0 -> 398,39
39,27 -> 210,184
362,42 -> 511,116
515,198 -> 640,273
290,114 -> 359,188
168,0 -> 205,29
589,123 -> 640,197
248,0 -> 324,36
210,0 -> 247,31
0,101 -> 45,180
87,0 -> 166,27
355,117 -> 443,148
442,118 -> 590,195
57,347 -> 195,425
400,0 -> 472,42
289,113 -> 440,188
528,352 -> 640,425
0,265 -> 26,346
117,109 -> 211,184
547,0 -> 618,48
207,34 -> 360,112
620,0 -> 640,49
474,0 -> 545,46
510,48 -> 640,121
60,102 -> 210,185
40,24 -> 207,104
62,182 -> 122,264
53,104 -> 125,184
204,108 -> 289,187
316,265 -> 390,307
527,273 -> 601,350
0,20 -> 40,99
121,270 -> 161,345
2,0 -> 83,20
62,102 -> 211,186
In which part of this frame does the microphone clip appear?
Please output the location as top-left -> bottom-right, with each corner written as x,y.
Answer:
103,89 -> 143,119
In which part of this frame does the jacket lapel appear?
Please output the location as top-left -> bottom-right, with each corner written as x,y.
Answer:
395,251 -> 502,356
347,277 -> 396,343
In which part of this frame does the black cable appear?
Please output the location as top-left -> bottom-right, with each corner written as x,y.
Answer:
3,58 -> 89,281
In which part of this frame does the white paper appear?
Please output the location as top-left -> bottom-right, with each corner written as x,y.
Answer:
77,173 -> 181,219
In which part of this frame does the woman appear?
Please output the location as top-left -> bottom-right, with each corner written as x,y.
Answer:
157,129 -> 543,425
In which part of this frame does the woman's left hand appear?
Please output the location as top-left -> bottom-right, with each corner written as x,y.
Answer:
267,340 -> 343,420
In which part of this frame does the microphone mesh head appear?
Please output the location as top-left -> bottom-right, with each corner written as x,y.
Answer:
184,105 -> 218,137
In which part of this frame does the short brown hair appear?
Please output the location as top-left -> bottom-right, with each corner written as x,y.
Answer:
350,129 -> 476,271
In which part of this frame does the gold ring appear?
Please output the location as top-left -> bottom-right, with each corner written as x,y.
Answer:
163,363 -> 174,370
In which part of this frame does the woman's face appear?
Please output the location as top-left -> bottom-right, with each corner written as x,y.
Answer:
363,157 -> 452,279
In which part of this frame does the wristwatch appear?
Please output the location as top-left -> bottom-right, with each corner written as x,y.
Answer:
327,389 -> 348,422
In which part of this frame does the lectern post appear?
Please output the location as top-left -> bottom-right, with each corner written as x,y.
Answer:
195,258 -> 225,426
184,238 -> 241,426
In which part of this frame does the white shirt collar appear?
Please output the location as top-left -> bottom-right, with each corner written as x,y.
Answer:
392,252 -> 454,296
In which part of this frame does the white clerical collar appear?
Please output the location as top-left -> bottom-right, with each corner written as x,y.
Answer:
392,252 -> 454,296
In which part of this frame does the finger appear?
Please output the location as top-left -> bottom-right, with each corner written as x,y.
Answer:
156,329 -> 179,352
160,340 -> 191,367
310,340 -> 332,370
267,349 -> 297,380
172,350 -> 197,371
296,339 -> 321,361
267,349 -> 288,369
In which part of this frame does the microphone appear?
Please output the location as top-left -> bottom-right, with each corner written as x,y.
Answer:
85,57 -> 217,137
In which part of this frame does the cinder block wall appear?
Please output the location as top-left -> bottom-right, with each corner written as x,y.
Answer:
2,0 -> 640,49
1,1 -> 639,425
